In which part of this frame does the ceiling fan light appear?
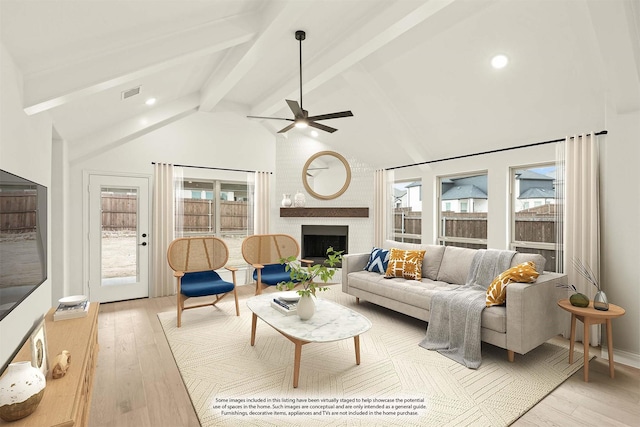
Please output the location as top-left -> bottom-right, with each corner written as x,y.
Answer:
295,120 -> 308,129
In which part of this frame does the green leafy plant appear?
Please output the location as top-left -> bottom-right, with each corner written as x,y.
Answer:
277,247 -> 343,297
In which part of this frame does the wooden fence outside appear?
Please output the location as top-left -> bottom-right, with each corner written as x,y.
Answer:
0,193 -> 37,233
99,195 -> 248,233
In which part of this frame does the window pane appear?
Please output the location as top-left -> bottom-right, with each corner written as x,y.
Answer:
514,246 -> 559,273
393,180 -> 421,243
100,187 -> 137,285
439,173 -> 488,242
513,166 -> 557,243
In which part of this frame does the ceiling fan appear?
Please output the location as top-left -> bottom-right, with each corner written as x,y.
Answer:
247,30 -> 353,134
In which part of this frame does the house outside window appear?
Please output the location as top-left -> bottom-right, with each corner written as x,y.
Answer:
393,180 -> 422,243
437,173 -> 488,249
511,165 -> 559,272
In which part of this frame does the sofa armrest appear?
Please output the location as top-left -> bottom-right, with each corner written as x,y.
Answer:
505,272 -> 568,355
342,253 -> 370,293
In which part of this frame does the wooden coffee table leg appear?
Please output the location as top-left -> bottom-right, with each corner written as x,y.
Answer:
293,340 -> 302,388
569,314 -> 576,364
251,313 -> 257,346
354,336 -> 361,365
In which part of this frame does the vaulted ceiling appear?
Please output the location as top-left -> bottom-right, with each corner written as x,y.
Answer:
1,0 -> 638,169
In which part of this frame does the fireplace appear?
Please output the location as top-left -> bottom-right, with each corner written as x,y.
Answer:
301,225 -> 348,266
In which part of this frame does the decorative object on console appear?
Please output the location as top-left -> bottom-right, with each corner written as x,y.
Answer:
569,292 -> 590,307
572,258 -> 607,310
29,319 -> 48,377
384,248 -> 426,280
277,247 -> 343,320
51,351 -> 71,379
293,190 -> 306,207
486,261 -> 539,307
0,361 -> 46,421
53,299 -> 90,321
281,194 -> 292,207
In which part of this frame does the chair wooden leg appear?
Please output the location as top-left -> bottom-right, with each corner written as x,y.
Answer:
233,288 -> 240,316
177,293 -> 186,328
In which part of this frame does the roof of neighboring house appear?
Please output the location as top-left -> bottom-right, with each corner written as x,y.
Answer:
394,188 -> 407,199
517,170 -> 555,181
518,188 -> 555,199
441,184 -> 487,200
405,181 -> 421,188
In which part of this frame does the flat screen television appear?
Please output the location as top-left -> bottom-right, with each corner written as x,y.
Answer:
0,169 -> 47,321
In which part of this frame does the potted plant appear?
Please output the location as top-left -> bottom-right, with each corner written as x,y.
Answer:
572,258 -> 608,311
277,247 -> 343,319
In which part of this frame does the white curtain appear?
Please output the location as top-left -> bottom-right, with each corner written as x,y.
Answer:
253,171 -> 271,234
151,163 -> 181,298
374,169 -> 395,246
561,133 -> 601,346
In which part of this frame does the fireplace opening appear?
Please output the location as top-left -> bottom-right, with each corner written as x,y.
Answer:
301,225 -> 348,267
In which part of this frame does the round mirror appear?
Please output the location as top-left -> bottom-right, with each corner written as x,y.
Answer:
302,151 -> 351,200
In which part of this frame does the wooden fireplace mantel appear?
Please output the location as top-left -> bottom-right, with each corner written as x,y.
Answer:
280,207 -> 369,218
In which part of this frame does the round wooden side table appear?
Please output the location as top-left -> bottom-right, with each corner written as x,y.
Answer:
557,298 -> 625,382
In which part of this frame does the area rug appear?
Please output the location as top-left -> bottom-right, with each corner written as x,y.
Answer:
158,286 -> 589,427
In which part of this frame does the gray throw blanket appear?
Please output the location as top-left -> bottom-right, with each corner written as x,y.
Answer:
419,249 -> 515,368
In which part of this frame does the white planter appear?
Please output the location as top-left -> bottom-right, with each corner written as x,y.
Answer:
0,361 -> 46,421
297,295 -> 315,320
281,194 -> 292,207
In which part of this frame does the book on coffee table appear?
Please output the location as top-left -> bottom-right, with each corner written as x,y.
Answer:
54,300 -> 90,321
271,298 -> 297,316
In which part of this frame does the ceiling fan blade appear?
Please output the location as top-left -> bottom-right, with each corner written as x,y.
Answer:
247,115 -> 294,121
308,121 -> 338,133
277,123 -> 297,133
286,99 -> 304,118
306,111 -> 354,121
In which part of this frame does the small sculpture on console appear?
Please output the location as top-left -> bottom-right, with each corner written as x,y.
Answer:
52,350 -> 71,379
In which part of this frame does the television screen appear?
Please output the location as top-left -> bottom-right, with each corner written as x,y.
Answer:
0,169 -> 47,321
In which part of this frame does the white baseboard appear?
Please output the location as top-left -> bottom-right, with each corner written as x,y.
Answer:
600,346 -> 640,369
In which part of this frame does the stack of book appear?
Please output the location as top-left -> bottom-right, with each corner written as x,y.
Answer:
270,297 -> 298,316
53,300 -> 90,321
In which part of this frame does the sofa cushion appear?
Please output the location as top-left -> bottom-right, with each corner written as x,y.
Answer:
486,261 -> 539,307
511,253 -> 546,272
363,247 -> 390,273
436,246 -> 479,285
385,248 -> 426,280
383,240 -> 445,280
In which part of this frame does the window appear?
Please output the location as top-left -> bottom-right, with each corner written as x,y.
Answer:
392,179 -> 422,243
178,178 -> 249,266
511,164 -> 559,272
437,172 -> 488,249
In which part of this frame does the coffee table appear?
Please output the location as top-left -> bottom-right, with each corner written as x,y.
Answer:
247,292 -> 372,388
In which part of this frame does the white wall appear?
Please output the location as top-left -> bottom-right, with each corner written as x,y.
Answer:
274,133 -> 376,255
0,44 -> 53,370
64,111 -> 275,297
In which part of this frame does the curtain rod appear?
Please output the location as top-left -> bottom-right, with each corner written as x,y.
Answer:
385,130 -> 608,171
151,162 -> 272,174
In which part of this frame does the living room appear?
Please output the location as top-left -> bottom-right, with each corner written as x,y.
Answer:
0,1 -> 638,426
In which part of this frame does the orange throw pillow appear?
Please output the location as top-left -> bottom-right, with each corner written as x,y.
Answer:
486,261 -> 539,307
384,248 -> 426,280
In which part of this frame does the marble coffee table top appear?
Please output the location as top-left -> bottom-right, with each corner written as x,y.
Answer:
247,292 -> 371,343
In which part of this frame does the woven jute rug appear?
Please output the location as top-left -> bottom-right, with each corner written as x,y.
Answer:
158,285 -> 588,427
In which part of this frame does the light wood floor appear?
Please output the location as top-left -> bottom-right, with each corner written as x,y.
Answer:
89,287 -> 640,427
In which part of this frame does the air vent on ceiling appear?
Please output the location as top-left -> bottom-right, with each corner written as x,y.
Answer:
121,86 -> 141,100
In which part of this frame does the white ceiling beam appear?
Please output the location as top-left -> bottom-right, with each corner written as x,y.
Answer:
250,0 -> 487,118
198,1 -> 312,112
68,93 -> 200,165
23,16 -> 256,115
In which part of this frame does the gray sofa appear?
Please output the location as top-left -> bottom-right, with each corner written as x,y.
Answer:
342,240 -> 567,361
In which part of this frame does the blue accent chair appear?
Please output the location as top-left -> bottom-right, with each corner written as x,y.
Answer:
167,236 -> 239,327
241,234 -> 312,295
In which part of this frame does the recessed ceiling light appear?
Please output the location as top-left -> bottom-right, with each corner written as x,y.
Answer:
145,98 -> 156,106
311,130 -> 319,137
491,54 -> 509,69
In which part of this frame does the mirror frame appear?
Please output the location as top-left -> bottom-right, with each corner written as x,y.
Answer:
302,151 -> 351,200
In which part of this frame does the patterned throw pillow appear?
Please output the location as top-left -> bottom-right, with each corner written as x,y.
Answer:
486,261 -> 539,307
384,248 -> 426,280
363,247 -> 390,274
